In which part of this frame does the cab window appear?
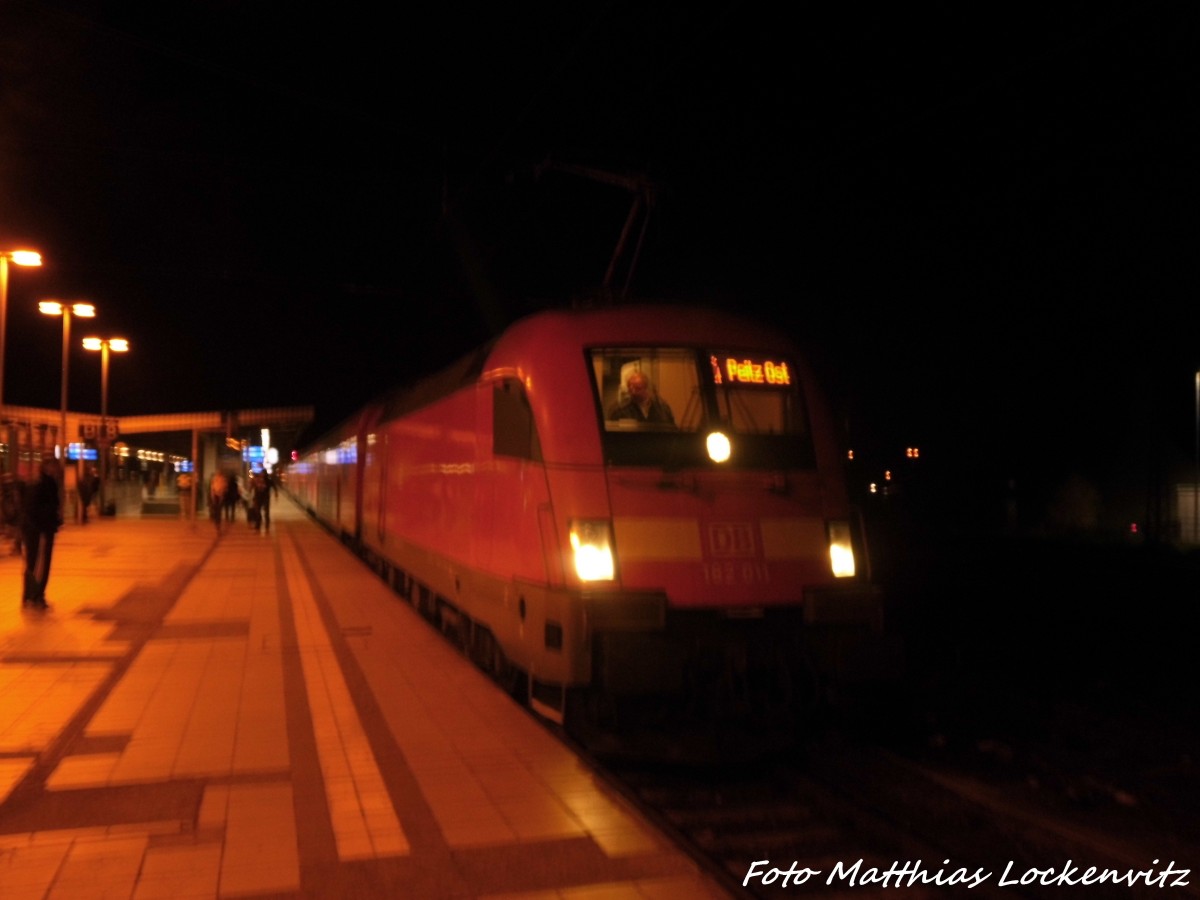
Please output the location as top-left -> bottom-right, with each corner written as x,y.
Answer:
709,353 -> 808,436
590,348 -> 701,432
588,347 -> 816,469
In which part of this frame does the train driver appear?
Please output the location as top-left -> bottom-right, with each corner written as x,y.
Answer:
607,371 -> 675,425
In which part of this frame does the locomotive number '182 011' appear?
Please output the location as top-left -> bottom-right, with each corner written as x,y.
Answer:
702,561 -> 772,585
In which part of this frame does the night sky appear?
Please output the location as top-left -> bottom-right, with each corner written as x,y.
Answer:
0,2 -> 1193,523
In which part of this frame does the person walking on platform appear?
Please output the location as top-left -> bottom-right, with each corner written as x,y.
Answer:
208,470 -> 228,534
21,457 -> 63,611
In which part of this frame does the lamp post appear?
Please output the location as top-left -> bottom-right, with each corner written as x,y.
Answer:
83,337 -> 128,515
39,301 -> 95,476
0,249 -> 43,415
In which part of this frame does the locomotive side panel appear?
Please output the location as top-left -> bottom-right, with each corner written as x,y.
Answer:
364,390 -> 478,577
480,377 -> 556,586
355,379 -> 590,690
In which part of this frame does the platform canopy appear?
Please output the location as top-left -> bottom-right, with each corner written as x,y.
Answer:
117,406 -> 316,459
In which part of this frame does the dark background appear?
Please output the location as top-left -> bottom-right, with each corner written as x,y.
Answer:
0,1 -> 1194,537
3,1 -> 1198,849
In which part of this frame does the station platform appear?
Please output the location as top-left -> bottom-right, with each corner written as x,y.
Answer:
0,494 -> 732,899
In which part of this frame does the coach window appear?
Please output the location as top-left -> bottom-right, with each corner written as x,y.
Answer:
493,379 -> 542,461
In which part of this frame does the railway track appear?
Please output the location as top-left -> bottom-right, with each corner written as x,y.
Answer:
596,736 -> 1200,900
348,517 -> 1198,900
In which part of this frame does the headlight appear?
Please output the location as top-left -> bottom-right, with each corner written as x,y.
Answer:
569,519 -> 615,582
827,520 -> 856,578
706,431 -> 732,463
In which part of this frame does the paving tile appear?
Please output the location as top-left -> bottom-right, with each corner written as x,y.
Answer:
0,501 -> 732,900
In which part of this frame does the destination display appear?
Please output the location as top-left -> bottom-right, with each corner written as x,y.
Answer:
710,355 -> 792,386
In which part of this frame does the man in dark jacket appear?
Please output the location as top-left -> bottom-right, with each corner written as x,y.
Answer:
22,457 -> 63,610
607,371 -> 675,425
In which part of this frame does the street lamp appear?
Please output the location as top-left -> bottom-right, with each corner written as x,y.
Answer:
39,300 -> 96,467
0,249 -> 43,413
83,336 -> 129,515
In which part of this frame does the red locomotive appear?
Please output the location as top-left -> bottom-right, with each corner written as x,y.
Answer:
288,303 -> 887,745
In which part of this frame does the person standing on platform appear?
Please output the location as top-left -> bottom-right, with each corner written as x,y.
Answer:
77,466 -> 99,523
223,470 -> 241,523
208,470 -> 228,534
21,457 -> 63,611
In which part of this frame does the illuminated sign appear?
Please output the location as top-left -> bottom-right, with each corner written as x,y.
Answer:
711,355 -> 792,386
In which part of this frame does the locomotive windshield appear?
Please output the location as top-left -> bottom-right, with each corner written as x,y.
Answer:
594,348 -> 703,432
589,348 -> 815,468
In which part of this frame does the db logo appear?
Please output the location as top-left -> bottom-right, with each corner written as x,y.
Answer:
706,522 -> 755,557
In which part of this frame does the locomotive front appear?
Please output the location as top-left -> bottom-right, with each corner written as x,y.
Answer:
512,307 -> 888,736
